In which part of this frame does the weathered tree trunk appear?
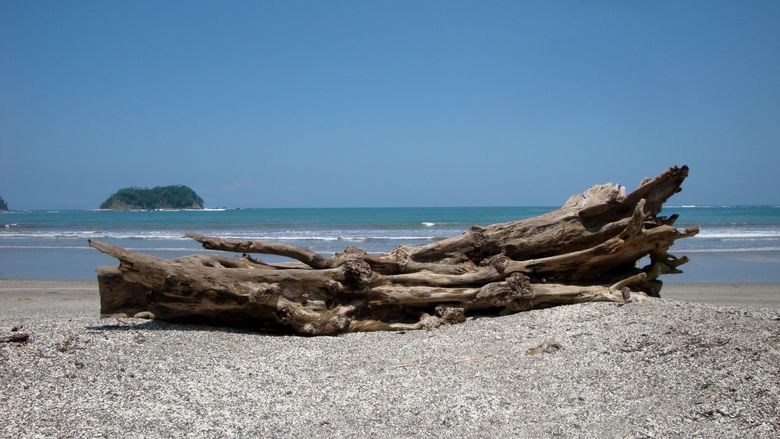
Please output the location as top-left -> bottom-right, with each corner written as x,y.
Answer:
90,166 -> 698,335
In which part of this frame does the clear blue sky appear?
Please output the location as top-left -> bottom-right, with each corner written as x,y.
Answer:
2,1 -> 779,209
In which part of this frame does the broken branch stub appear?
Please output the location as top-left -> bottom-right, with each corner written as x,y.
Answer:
90,165 -> 697,335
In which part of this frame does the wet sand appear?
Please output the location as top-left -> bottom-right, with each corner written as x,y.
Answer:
664,282 -> 780,310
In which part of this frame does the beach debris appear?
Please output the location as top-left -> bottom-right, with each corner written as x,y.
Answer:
88,165 -> 698,335
526,340 -> 562,355
0,333 -> 30,344
56,333 -> 79,353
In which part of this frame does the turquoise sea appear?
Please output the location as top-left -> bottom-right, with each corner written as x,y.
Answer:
2,206 -> 779,282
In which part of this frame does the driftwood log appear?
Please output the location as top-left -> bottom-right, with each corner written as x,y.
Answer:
90,165 -> 698,335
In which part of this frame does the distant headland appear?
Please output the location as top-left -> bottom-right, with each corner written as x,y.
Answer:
0,195 -> 8,211
100,185 -> 204,210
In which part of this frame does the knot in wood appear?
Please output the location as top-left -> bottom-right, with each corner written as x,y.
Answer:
434,305 -> 466,324
248,283 -> 280,303
418,314 -> 443,330
275,304 -> 291,322
163,275 -> 192,291
163,274 -> 177,288
317,305 -> 356,335
325,280 -> 343,294
482,254 -> 510,273
507,272 -> 533,299
469,225 -> 488,248
342,260 -> 374,289
391,246 -> 411,267
335,247 -> 367,260
323,314 -> 351,334
468,225 -> 488,248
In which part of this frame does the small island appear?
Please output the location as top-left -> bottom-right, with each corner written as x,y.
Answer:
100,185 -> 204,210
0,195 -> 7,211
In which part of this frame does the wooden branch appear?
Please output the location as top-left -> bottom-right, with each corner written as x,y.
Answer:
407,166 -> 689,265
185,232 -> 333,269
186,233 -> 471,275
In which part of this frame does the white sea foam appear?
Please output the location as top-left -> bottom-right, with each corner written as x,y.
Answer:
132,247 -> 208,251
4,224 -> 778,243
154,208 -> 229,212
0,245 -> 209,252
4,244 -> 778,255
0,230 -> 438,241
695,229 -> 780,239
0,245 -> 93,250
669,205 -> 738,208
365,236 -> 435,240
422,222 -> 436,227
721,238 -> 780,242
0,231 -> 190,240
91,208 -> 228,212
681,247 -> 780,253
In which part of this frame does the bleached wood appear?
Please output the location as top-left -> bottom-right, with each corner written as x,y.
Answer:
91,165 -> 695,335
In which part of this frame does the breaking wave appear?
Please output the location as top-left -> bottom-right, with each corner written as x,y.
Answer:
695,229 -> 780,239
0,230 -> 439,242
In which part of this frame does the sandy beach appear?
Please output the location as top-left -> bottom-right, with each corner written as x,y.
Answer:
0,280 -> 778,438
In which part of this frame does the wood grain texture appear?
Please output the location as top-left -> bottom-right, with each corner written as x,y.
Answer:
90,165 -> 695,335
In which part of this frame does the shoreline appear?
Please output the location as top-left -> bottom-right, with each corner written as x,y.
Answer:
5,248 -> 780,283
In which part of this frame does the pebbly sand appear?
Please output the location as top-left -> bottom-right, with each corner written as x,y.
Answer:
1,280 -> 779,438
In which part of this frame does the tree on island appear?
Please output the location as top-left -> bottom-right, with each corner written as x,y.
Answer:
0,195 -> 7,211
100,185 -> 204,210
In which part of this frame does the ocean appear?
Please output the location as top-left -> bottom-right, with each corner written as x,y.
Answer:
2,206 -> 779,282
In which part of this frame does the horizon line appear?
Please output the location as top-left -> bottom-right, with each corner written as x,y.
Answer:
4,204 -> 780,212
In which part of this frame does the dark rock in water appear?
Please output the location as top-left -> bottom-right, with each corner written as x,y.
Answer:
0,195 -> 7,211
99,185 -> 204,210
